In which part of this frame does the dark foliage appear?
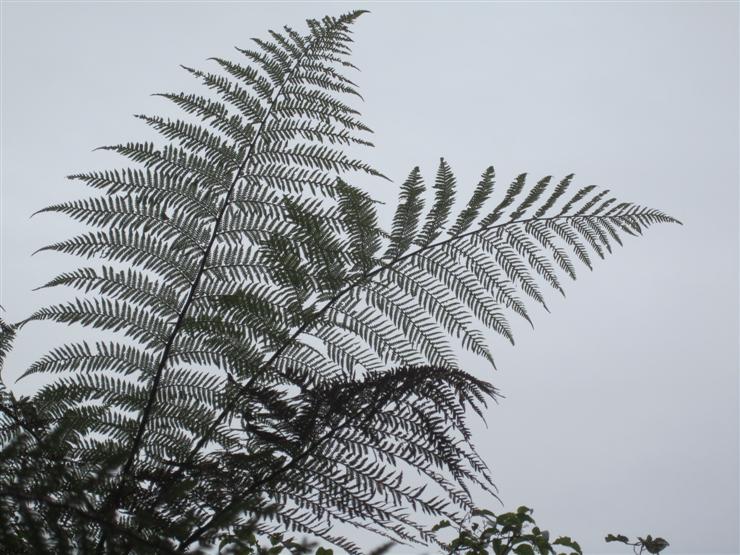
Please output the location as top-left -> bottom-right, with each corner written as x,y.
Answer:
0,10 -> 678,553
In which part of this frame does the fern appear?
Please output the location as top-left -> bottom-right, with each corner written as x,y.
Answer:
1,10 -> 679,553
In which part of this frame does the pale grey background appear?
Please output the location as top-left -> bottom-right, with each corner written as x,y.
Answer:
1,2 -> 738,554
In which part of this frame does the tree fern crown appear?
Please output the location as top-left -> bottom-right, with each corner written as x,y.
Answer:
1,9 -> 680,553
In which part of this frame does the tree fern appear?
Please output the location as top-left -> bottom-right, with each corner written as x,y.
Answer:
0,10 -> 679,553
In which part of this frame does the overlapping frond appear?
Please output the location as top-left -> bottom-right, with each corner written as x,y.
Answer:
2,9 -> 680,553
161,365 -> 498,553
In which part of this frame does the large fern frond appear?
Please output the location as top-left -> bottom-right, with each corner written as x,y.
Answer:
301,161 -> 679,380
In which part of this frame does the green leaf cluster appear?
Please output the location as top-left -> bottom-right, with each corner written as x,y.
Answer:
434,506 -> 582,555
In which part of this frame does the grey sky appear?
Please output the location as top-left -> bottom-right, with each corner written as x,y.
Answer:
1,2 -> 738,554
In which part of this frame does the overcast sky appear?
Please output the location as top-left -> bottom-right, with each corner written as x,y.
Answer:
1,2 -> 738,554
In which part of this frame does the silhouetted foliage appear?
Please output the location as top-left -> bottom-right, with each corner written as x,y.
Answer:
433,506 -> 582,555
0,10 -> 678,553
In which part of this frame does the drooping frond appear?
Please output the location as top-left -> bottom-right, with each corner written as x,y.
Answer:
167,365 -> 498,553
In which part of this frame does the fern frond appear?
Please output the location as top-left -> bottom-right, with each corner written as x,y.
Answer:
174,364 -> 497,552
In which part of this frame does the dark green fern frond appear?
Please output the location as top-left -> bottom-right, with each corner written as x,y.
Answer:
20,9 -> 385,547
171,365 -> 498,553
282,165 -> 678,388
132,163 -> 675,549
